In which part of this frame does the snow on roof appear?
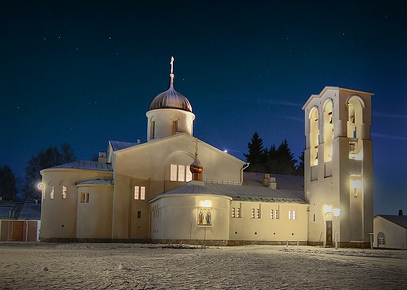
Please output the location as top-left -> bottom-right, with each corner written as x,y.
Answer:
18,203 -> 41,220
243,172 -> 304,190
154,182 -> 305,204
76,179 -> 114,186
109,140 -> 138,151
376,215 -> 407,229
47,160 -> 113,171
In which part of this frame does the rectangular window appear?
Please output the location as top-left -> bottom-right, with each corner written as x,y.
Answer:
275,209 -> 279,219
251,208 -> 255,219
270,209 -> 274,219
50,186 -> 55,199
172,120 -> 178,135
170,164 -> 177,181
137,211 -> 142,218
178,165 -> 185,181
232,207 -> 236,218
62,186 -> 67,199
134,186 -> 139,200
134,186 -> 146,200
186,168 -> 192,182
236,207 -> 241,218
81,192 -> 89,203
140,186 -> 145,200
288,210 -> 297,220
256,208 -> 261,219
150,121 -> 155,139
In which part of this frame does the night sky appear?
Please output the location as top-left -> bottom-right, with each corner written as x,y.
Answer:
1,1 -> 406,214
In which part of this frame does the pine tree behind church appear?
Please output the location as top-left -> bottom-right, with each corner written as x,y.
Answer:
243,132 -> 267,172
244,133 -> 300,175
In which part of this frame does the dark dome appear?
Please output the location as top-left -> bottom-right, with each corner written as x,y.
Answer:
149,87 -> 192,112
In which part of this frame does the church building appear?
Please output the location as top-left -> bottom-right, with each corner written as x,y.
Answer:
40,58 -> 373,247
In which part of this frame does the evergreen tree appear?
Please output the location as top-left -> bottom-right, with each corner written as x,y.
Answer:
0,165 -> 18,201
266,139 -> 297,175
244,132 -> 267,172
22,144 -> 76,201
295,150 -> 305,176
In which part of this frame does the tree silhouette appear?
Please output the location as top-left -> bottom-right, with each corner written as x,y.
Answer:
22,144 -> 76,201
244,132 -> 267,172
0,165 -> 18,201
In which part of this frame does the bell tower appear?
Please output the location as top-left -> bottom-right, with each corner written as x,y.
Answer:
303,87 -> 373,247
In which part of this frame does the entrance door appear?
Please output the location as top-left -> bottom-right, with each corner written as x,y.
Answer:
326,221 -> 333,246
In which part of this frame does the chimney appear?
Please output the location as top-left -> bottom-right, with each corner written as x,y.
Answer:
269,177 -> 277,189
263,174 -> 270,186
98,152 -> 107,164
399,209 -> 403,216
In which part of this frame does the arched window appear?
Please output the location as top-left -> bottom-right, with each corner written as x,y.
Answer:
309,107 -> 319,166
347,96 -> 364,159
323,100 -> 333,162
150,119 -> 155,140
171,116 -> 180,135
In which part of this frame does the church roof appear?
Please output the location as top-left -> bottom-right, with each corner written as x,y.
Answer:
243,172 -> 304,190
109,140 -> 138,151
149,86 -> 192,112
376,215 -> 407,229
154,182 -> 305,204
148,57 -> 192,113
76,179 -> 114,186
43,160 -> 113,172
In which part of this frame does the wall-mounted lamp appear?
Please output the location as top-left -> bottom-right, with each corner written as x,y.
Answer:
333,208 -> 341,217
324,205 -> 332,214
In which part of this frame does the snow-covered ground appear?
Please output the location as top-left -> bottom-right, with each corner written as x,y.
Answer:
1,243 -> 406,289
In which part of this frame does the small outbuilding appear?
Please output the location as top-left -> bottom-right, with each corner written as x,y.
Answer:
374,212 -> 407,250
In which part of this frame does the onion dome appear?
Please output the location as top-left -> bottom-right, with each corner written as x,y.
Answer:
148,57 -> 192,113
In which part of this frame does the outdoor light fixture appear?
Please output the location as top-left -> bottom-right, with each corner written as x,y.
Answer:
333,208 -> 341,217
36,182 -> 44,191
201,200 -> 212,207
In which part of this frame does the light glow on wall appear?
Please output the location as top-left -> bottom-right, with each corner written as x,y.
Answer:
333,208 -> 341,217
324,205 -> 332,214
201,200 -> 212,208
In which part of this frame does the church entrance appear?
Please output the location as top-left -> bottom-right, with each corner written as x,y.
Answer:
326,221 -> 333,246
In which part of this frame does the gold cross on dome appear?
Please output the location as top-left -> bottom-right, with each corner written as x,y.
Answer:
192,138 -> 200,156
169,56 -> 175,87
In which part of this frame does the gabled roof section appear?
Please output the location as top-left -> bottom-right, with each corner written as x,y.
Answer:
114,133 -> 245,166
376,215 -> 407,229
109,140 -> 138,151
42,160 -> 113,172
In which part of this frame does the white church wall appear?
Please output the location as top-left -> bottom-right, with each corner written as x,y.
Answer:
374,216 -> 407,250
150,194 -> 231,243
40,169 -> 112,241
76,184 -> 113,239
229,201 -> 308,244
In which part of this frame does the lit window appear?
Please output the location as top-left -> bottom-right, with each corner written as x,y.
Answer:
275,209 -> 279,219
288,210 -> 297,220
50,186 -> 54,200
186,168 -> 192,182
134,186 -> 146,200
236,207 -> 241,218
178,165 -> 185,181
62,186 -> 67,199
232,207 -> 236,218
251,208 -> 255,219
170,164 -> 177,181
270,209 -> 274,219
140,186 -> 145,200
251,208 -> 260,219
256,208 -> 261,219
81,192 -> 89,203
134,186 -> 139,200
170,164 -> 191,182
